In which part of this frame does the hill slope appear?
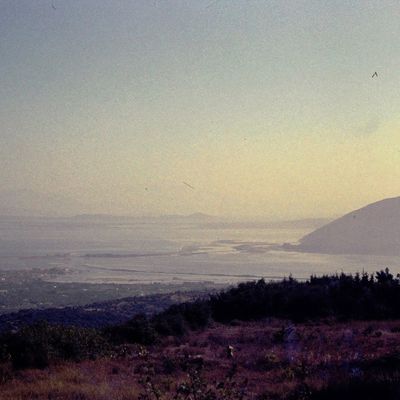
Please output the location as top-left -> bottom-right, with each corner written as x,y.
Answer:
298,197 -> 400,255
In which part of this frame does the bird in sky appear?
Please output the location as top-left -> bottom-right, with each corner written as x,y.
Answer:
183,181 -> 195,190
372,72 -> 378,78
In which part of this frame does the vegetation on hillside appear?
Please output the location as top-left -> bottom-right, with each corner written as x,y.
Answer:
1,269 -> 400,369
106,268 -> 400,344
1,318 -> 400,399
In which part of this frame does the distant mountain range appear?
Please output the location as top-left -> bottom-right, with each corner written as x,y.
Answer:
145,212 -> 217,221
0,190 -> 217,220
71,214 -> 331,230
72,212 -> 217,222
294,197 -> 400,255
0,189 -> 333,229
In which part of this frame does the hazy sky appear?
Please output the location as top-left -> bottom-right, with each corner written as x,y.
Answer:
1,0 -> 400,218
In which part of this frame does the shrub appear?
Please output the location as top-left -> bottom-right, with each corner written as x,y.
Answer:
105,314 -> 157,345
0,321 -> 109,369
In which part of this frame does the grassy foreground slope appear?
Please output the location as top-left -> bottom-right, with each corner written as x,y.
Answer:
1,269 -> 400,399
1,319 -> 400,399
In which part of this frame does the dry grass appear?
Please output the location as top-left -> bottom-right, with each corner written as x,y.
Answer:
1,319 -> 400,399
0,361 -> 141,400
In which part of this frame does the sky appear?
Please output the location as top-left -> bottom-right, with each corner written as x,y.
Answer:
1,0 -> 400,218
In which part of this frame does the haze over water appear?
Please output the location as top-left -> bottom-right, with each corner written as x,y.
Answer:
1,216 -> 399,286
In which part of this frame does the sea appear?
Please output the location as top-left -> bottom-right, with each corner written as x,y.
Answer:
0,216 -> 399,285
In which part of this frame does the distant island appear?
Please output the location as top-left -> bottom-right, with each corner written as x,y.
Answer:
290,196 -> 400,255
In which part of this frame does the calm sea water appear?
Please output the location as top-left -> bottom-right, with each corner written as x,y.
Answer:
1,216 -> 399,285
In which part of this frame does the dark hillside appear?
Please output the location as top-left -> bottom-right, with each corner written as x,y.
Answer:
0,291 -> 208,333
297,197 -> 400,255
107,269 -> 400,345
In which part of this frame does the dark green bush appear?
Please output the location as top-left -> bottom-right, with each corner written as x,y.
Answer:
0,321 -> 109,369
108,268 -> 400,346
210,268 -> 400,323
105,314 -> 157,345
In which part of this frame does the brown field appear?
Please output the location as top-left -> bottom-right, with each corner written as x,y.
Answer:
1,319 -> 400,399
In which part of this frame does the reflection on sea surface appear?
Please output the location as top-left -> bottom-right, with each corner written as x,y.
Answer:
1,216 -> 399,285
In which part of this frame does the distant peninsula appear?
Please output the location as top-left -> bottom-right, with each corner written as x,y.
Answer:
290,197 -> 400,255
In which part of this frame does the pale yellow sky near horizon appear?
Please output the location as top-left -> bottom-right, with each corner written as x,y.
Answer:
1,1 -> 400,218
